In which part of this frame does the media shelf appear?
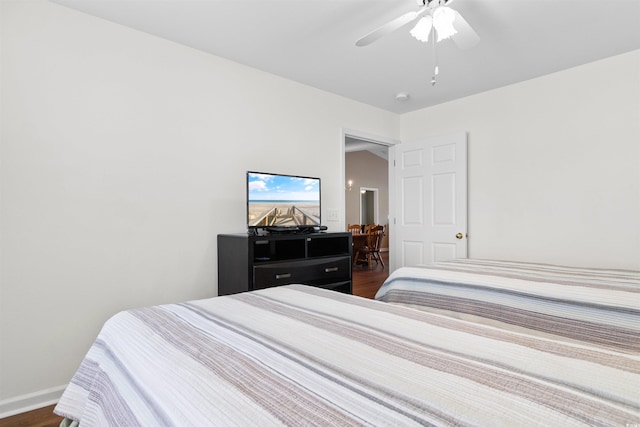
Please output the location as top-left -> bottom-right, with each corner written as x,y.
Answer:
217,232 -> 352,296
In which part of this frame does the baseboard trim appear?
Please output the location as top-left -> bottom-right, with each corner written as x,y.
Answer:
0,384 -> 67,419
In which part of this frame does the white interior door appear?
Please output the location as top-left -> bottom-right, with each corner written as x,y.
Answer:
389,132 -> 467,270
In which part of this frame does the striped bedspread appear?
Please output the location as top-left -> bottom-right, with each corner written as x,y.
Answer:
375,259 -> 640,353
55,283 -> 640,426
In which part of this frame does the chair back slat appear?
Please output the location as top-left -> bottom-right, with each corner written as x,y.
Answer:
347,224 -> 362,235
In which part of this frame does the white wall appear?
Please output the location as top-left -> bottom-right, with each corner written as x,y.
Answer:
0,0 -> 399,411
401,50 -> 640,270
2,0 -> 639,415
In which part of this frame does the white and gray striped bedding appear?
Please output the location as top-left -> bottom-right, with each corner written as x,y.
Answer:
375,259 -> 640,353
55,282 -> 639,426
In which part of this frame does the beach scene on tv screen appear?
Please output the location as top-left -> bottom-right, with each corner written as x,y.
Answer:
248,172 -> 320,227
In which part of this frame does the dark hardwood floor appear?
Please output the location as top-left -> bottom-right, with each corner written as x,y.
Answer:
0,405 -> 62,427
351,250 -> 390,299
1,252 -> 390,426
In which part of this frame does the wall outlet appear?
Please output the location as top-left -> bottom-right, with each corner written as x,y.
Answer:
326,209 -> 339,222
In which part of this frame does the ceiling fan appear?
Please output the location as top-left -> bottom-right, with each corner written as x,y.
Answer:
355,0 -> 479,86
355,0 -> 479,49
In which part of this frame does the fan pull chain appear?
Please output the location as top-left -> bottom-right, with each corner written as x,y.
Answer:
431,23 -> 439,86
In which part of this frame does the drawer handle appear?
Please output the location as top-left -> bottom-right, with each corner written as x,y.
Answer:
275,273 -> 292,280
325,267 -> 339,273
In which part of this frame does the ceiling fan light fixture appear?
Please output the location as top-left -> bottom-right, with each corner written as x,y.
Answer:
410,16 -> 433,42
433,6 -> 457,41
410,7 -> 457,44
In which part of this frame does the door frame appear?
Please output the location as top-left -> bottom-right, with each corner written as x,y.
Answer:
341,127 -> 399,227
342,129 -> 467,273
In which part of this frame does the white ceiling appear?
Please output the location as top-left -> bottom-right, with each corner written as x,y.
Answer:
52,0 -> 640,114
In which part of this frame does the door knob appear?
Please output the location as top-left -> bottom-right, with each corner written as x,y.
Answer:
455,233 -> 464,239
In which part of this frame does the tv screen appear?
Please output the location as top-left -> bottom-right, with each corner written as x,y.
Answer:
247,171 -> 321,229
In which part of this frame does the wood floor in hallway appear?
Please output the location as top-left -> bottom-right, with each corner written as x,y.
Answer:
351,251 -> 390,299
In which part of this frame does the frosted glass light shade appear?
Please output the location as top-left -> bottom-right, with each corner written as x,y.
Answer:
433,6 -> 457,41
410,6 -> 458,43
410,16 -> 433,42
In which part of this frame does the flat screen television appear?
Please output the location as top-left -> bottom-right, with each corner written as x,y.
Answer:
247,171 -> 321,231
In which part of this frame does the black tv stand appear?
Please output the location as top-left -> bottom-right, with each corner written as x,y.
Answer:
217,232 -> 352,296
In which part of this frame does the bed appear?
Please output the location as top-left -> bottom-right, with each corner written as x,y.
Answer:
55,259 -> 640,426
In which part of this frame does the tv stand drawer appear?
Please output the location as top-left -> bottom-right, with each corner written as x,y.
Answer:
253,256 -> 350,289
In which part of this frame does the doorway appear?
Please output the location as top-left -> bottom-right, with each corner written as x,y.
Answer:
343,129 -> 397,275
344,138 -> 389,231
360,187 -> 378,224
342,129 -> 468,273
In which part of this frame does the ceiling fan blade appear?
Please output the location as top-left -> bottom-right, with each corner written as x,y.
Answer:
356,10 -> 423,47
450,10 -> 479,50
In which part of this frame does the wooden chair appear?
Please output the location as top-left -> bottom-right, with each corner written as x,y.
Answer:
347,224 -> 362,235
353,225 -> 385,269
370,224 -> 385,269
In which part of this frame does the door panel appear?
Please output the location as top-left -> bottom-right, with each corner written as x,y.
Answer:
402,176 -> 423,225
433,242 -> 457,261
401,240 -> 424,267
432,172 -> 455,225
